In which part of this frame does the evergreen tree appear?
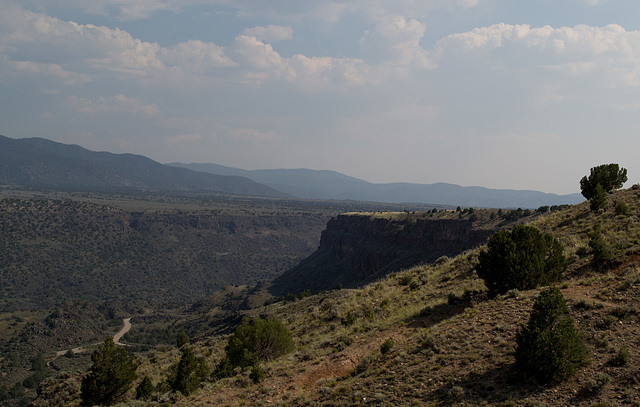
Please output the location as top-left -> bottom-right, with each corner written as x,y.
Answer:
167,346 -> 208,396
580,163 -> 628,200
176,331 -> 189,348
589,183 -> 608,212
515,287 -> 589,383
214,317 -> 294,379
80,338 -> 138,406
135,376 -> 154,400
226,317 -> 295,368
476,225 -> 565,298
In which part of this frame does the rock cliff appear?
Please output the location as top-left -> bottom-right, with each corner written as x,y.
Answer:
271,211 -> 515,294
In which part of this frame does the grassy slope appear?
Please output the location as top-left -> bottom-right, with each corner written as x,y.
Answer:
35,188 -> 640,406
180,189 -> 639,406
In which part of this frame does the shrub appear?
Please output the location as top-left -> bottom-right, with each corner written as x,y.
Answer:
80,338 -> 138,406
136,376 -> 154,400
589,224 -> 611,271
380,339 -> 394,355
341,312 -> 357,327
166,345 -> 209,395
585,373 -> 611,394
218,317 -> 294,376
249,364 -> 265,383
176,332 -> 189,348
476,225 -> 565,298
515,287 -> 589,384
615,200 -> 630,215
609,344 -> 631,367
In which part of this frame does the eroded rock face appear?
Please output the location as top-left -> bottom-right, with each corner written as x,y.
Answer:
272,213 -> 495,294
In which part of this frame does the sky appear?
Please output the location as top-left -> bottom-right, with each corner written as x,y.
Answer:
1,0 -> 640,195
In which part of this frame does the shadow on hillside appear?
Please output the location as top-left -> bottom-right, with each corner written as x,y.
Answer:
406,290 -> 487,330
426,362 -> 544,405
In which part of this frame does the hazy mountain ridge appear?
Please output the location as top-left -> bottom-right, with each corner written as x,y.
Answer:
169,162 -> 585,208
0,135 -> 286,197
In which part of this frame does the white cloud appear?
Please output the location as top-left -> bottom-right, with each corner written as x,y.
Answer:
6,59 -> 91,86
242,25 -> 293,42
435,23 -> 640,91
162,39 -> 236,71
359,15 -> 434,72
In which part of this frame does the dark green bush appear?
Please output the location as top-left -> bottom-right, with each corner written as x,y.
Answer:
615,200 -> 630,216
136,376 -> 154,400
589,224 -> 611,271
476,225 -> 565,298
380,339 -> 394,355
219,317 -> 294,375
176,332 -> 189,348
515,287 -> 589,384
80,338 -> 138,406
580,163 -> 628,200
166,345 -> 208,395
608,344 -> 630,367
249,364 -> 265,383
341,312 -> 357,327
589,184 -> 608,212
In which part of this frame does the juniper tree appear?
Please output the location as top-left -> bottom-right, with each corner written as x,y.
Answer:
80,338 -> 138,406
476,225 -> 565,298
580,163 -> 627,200
515,287 -> 589,383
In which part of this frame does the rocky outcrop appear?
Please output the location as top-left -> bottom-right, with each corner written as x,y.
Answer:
271,212 -> 498,294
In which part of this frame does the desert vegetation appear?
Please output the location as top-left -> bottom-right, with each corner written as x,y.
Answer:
3,177 -> 640,406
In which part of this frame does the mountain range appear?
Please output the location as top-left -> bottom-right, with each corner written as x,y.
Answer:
0,135 -> 583,208
0,135 -> 284,197
168,162 -> 584,208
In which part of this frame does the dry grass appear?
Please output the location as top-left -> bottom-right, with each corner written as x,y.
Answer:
34,187 -> 640,406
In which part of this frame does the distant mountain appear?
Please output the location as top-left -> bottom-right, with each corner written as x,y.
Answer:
169,162 -> 585,208
0,135 -> 286,197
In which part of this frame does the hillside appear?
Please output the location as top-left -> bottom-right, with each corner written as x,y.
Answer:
0,135 -> 285,197
29,186 -> 640,406
0,192 -> 336,311
169,162 -> 584,208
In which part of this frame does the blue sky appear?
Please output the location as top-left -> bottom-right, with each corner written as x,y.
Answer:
2,0 -> 640,194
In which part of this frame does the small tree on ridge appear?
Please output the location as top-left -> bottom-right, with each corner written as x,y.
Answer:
476,225 -> 565,298
580,163 -> 627,200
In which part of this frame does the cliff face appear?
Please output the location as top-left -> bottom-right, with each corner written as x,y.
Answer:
271,212 -> 498,294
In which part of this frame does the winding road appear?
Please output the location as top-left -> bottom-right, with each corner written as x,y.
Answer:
55,317 -> 132,357
113,317 -> 132,346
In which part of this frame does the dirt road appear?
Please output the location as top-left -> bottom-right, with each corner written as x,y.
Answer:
55,317 -> 132,357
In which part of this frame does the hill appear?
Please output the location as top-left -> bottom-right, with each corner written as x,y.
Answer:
0,135 -> 285,197
28,186 -> 640,406
0,191 -> 338,311
169,162 -> 585,208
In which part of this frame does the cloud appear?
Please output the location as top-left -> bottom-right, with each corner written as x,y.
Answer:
162,39 -> 236,71
4,59 -> 91,86
0,5 -> 165,81
225,128 -> 281,145
359,15 -> 434,72
242,25 -> 293,42
164,133 -> 203,145
66,94 -> 159,116
434,23 -> 640,100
